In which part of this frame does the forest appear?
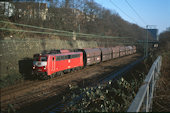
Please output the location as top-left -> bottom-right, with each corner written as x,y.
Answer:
2,0 -> 148,40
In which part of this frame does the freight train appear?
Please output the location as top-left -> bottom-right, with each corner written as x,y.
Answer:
33,46 -> 136,79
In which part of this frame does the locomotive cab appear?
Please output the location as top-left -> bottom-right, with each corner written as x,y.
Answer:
33,54 -> 48,75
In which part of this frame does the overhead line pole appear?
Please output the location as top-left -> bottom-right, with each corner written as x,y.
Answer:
144,25 -> 149,57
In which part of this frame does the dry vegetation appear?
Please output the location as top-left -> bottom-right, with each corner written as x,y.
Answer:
1,0 -> 155,40
62,59 -> 152,112
152,30 -> 170,112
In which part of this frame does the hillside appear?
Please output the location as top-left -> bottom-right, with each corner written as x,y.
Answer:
0,0 -> 154,88
0,0 -> 149,40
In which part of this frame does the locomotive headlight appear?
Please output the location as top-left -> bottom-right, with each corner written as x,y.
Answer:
44,66 -> 46,70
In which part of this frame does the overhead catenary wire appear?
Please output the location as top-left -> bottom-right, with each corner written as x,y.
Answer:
0,20 -> 70,34
0,27 -> 130,39
0,21 -> 113,38
0,27 -> 72,37
109,0 -> 138,24
0,38 -> 136,45
0,21 -> 132,39
125,0 -> 147,26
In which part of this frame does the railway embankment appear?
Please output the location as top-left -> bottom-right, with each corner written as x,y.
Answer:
0,37 -> 109,88
1,54 -> 140,112
16,54 -> 154,113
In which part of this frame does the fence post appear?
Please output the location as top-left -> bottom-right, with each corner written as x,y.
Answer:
146,85 -> 149,112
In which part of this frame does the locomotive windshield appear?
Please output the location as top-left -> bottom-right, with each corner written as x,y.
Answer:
34,57 -> 39,61
33,56 -> 47,61
40,57 -> 47,61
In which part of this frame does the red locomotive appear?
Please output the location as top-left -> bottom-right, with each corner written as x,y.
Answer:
33,46 -> 136,79
33,50 -> 83,79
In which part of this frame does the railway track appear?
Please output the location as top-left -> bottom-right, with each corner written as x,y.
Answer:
0,54 -> 141,112
1,65 -> 104,111
42,56 -> 145,113
1,80 -> 38,96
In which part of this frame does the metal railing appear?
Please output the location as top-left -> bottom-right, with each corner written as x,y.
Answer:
127,56 -> 162,112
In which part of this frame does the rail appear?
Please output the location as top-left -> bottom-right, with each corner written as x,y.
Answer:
127,56 -> 162,112
41,56 -> 146,113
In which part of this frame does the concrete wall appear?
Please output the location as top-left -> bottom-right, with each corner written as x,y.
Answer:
0,37 -> 109,78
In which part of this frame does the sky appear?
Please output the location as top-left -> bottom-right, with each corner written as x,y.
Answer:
95,0 -> 170,34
